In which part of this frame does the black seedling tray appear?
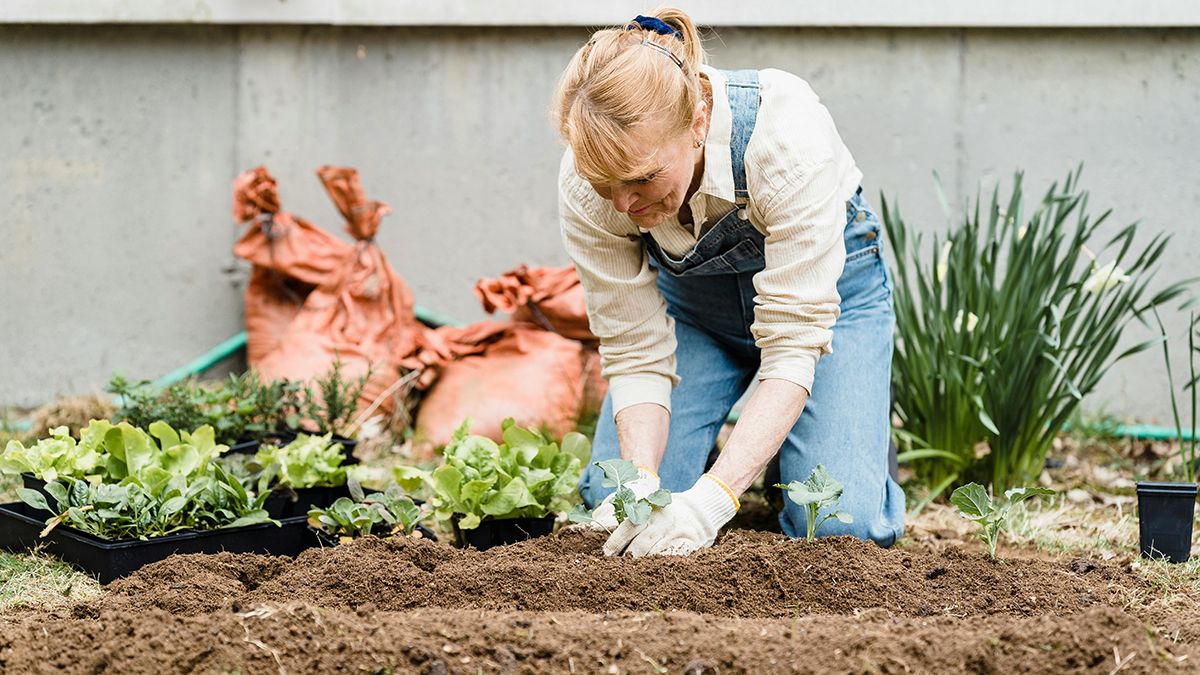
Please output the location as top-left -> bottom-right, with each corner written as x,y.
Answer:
453,514 -> 556,551
266,484 -> 352,519
0,501 -> 320,584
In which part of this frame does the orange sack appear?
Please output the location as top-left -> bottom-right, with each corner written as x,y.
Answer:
474,264 -> 607,417
239,165 -> 420,419
411,325 -> 585,451
474,264 -> 595,342
232,167 -> 353,364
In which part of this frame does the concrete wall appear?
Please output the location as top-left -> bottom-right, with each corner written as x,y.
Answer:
2,24 -> 1198,423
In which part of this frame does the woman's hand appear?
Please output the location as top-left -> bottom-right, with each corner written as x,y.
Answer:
602,474 -> 738,557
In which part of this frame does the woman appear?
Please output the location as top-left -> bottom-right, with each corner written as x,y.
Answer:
553,8 -> 904,557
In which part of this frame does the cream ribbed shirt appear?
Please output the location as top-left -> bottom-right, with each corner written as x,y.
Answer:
559,66 -> 863,415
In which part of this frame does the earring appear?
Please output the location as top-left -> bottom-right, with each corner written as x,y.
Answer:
694,138 -> 704,148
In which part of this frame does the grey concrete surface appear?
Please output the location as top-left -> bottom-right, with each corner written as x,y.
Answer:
1,25 -> 1197,424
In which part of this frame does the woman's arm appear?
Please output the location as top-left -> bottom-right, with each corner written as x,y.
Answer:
709,378 -> 807,494
614,402 -> 671,470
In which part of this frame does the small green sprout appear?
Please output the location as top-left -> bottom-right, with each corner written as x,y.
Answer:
307,477 -> 425,542
950,482 -> 1054,559
568,459 -> 671,528
775,464 -> 853,541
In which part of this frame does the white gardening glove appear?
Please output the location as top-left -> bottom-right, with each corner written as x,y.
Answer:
584,465 -> 660,531
603,474 -> 739,557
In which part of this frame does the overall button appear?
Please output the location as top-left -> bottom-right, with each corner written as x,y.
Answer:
855,211 -> 867,222
864,231 -> 877,241
737,209 -> 749,221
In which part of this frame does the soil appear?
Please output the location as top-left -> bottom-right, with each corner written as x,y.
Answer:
0,529 -> 1195,674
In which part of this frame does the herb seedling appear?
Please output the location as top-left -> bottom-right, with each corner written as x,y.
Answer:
775,464 -> 853,541
568,459 -> 672,528
950,482 -> 1054,559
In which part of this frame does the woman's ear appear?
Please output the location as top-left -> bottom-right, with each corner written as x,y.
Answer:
691,99 -> 709,138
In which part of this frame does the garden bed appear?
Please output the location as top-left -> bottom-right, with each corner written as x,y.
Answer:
0,529 -> 1193,673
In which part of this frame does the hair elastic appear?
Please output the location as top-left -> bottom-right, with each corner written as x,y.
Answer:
627,15 -> 683,40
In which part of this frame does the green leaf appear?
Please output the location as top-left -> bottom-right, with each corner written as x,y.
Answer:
568,504 -> 594,524
1003,486 -> 1055,505
392,465 -> 428,493
17,488 -> 50,513
596,459 -> 638,489
623,499 -> 651,525
833,511 -> 854,524
644,489 -> 672,507
950,482 -> 993,519
778,464 -> 844,509
560,432 -> 592,465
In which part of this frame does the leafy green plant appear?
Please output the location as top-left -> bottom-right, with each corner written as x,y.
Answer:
307,479 -> 424,541
210,370 -> 306,443
394,419 -> 589,530
13,420 -> 273,540
775,465 -> 853,541
107,375 -> 216,439
1154,309 -> 1200,482
302,359 -> 370,436
950,482 -> 1055,559
255,433 -> 348,489
108,365 -> 359,446
20,462 -> 271,541
567,459 -> 671,527
0,425 -> 105,482
885,169 -> 1192,498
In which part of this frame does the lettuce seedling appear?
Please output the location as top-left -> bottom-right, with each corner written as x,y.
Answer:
950,482 -> 1055,559
775,464 -> 853,541
393,419 -> 589,531
255,432 -> 347,489
568,459 -> 672,528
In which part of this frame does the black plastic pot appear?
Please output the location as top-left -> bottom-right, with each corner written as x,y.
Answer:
1136,481 -> 1198,563
0,501 -> 320,584
227,431 -> 359,464
452,514 -> 556,551
265,484 -> 352,519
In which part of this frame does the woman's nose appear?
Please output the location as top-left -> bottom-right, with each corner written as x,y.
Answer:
612,186 -> 639,213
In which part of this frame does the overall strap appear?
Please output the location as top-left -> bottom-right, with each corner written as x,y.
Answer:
719,69 -> 761,207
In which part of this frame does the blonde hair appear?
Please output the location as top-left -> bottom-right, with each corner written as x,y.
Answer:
552,7 -> 707,184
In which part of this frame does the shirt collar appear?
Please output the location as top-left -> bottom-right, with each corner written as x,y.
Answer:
693,65 -> 735,206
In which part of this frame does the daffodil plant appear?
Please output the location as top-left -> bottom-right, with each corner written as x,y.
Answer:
885,168 -> 1193,500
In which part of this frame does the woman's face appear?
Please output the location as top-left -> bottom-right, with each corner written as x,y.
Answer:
588,128 -> 702,229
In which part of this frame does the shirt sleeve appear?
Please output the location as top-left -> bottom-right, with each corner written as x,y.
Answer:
749,157 -> 847,395
557,157 -> 678,415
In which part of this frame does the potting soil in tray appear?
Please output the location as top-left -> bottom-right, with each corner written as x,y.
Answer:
0,501 -> 320,584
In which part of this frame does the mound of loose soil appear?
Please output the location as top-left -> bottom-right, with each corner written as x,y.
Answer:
92,529 -> 1134,619
0,604 -> 1189,674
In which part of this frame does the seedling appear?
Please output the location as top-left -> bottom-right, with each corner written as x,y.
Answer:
307,477 -> 425,543
568,459 -> 671,528
775,464 -> 854,541
950,482 -> 1054,559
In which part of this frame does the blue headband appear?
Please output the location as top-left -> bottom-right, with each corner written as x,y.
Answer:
628,15 -> 682,41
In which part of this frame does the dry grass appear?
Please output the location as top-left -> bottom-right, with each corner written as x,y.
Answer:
0,548 -> 100,614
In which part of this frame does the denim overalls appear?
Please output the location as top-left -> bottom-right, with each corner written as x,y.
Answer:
579,69 -> 906,546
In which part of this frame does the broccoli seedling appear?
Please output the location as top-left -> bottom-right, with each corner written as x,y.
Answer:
568,459 -> 671,528
950,482 -> 1054,559
775,464 -> 854,541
